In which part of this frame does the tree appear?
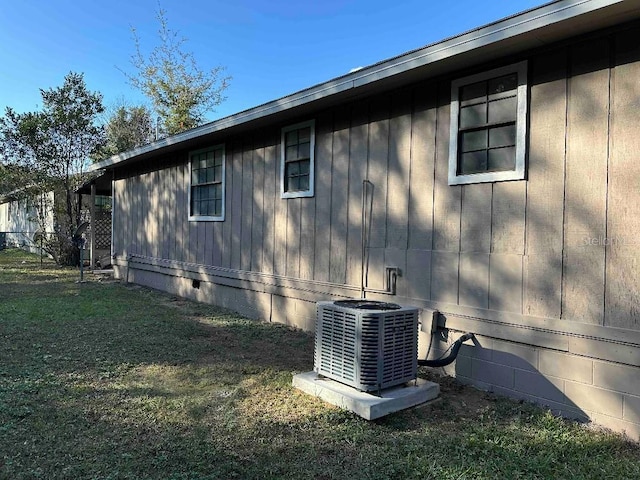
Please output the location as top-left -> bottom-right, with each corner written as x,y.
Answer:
123,6 -> 231,136
95,101 -> 155,158
0,72 -> 105,265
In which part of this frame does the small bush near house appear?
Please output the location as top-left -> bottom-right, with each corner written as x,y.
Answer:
1,248 -> 639,480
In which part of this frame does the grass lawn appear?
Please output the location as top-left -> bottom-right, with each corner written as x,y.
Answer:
1,248 -> 639,480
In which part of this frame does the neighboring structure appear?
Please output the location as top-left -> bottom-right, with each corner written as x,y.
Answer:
92,0 -> 640,439
0,190 -> 54,255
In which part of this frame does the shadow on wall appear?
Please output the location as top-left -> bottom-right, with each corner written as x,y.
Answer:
427,331 -> 589,422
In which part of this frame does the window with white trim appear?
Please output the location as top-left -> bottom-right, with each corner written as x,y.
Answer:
449,61 -> 528,185
189,144 -> 225,221
281,120 -> 315,198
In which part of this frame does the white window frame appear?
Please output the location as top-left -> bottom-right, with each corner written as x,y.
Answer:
280,119 -> 315,199
448,61 -> 528,186
188,144 -> 226,222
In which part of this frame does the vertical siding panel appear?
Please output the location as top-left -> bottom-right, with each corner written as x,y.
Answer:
136,175 -> 143,256
606,28 -> 640,329
524,49 -> 567,318
197,221 -> 206,265
562,39 -> 609,325
431,82 -> 459,303
299,129 -> 316,281
299,199 -> 315,280
143,172 -> 151,257
459,253 -> 489,308
329,107 -> 350,285
408,83 -> 436,250
491,182 -> 526,254
387,89 -> 411,251
286,198 -> 300,277
262,134 -> 277,275
178,162 -> 188,263
407,83 -> 436,301
121,179 -> 129,257
460,184 -> 492,252
221,143 -> 234,268
345,100 -> 369,287
432,82 -> 460,253
490,181 -> 526,314
273,134 -> 287,276
230,140 -> 243,270
149,171 -> 156,258
459,183 -> 491,309
251,136 -> 265,273
489,254 -> 523,313
365,97 -> 390,290
241,141 -> 253,271
167,165 -> 176,260
313,111 -> 333,282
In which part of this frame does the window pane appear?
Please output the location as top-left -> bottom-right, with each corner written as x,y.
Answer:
286,145 -> 298,161
460,103 -> 487,129
461,130 -> 487,152
460,151 -> 487,174
287,161 -> 300,176
288,176 -> 299,192
488,147 -> 515,171
488,74 -> 517,97
192,169 -> 199,185
298,141 -> 310,159
206,151 -> 215,167
198,170 -> 208,184
213,184 -> 221,201
206,167 -> 215,183
285,130 -> 298,146
192,198 -> 201,216
298,127 -> 310,143
215,199 -> 223,215
488,96 -> 517,124
461,81 -> 486,103
298,175 -> 309,191
214,165 -> 222,182
299,159 -> 310,175
489,124 -> 516,148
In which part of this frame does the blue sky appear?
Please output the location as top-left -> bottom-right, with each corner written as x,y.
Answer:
0,0 -> 543,122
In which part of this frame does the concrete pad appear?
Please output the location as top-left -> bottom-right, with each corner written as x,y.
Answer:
292,371 -> 440,420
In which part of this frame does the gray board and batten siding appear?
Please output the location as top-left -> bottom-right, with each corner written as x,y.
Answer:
107,11 -> 640,437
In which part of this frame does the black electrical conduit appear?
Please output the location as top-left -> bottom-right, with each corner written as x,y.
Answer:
418,332 -> 475,367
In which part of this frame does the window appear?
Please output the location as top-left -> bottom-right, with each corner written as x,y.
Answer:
281,120 -> 315,198
95,195 -> 111,212
189,145 -> 225,221
449,61 -> 527,185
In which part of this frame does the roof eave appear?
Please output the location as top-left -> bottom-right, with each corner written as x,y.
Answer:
91,0 -> 640,172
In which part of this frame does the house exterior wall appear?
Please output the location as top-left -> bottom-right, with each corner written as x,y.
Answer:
110,22 -> 640,439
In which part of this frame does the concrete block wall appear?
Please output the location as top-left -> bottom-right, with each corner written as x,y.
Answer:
425,331 -> 640,441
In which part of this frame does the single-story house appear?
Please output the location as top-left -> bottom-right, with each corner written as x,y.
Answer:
92,0 -> 640,439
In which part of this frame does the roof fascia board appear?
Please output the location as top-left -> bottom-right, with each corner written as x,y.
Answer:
91,0 -> 625,172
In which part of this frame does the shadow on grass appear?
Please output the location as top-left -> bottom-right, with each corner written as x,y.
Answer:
1,250 -> 639,479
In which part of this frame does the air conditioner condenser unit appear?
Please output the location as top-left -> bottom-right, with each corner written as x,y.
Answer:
314,300 -> 419,392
